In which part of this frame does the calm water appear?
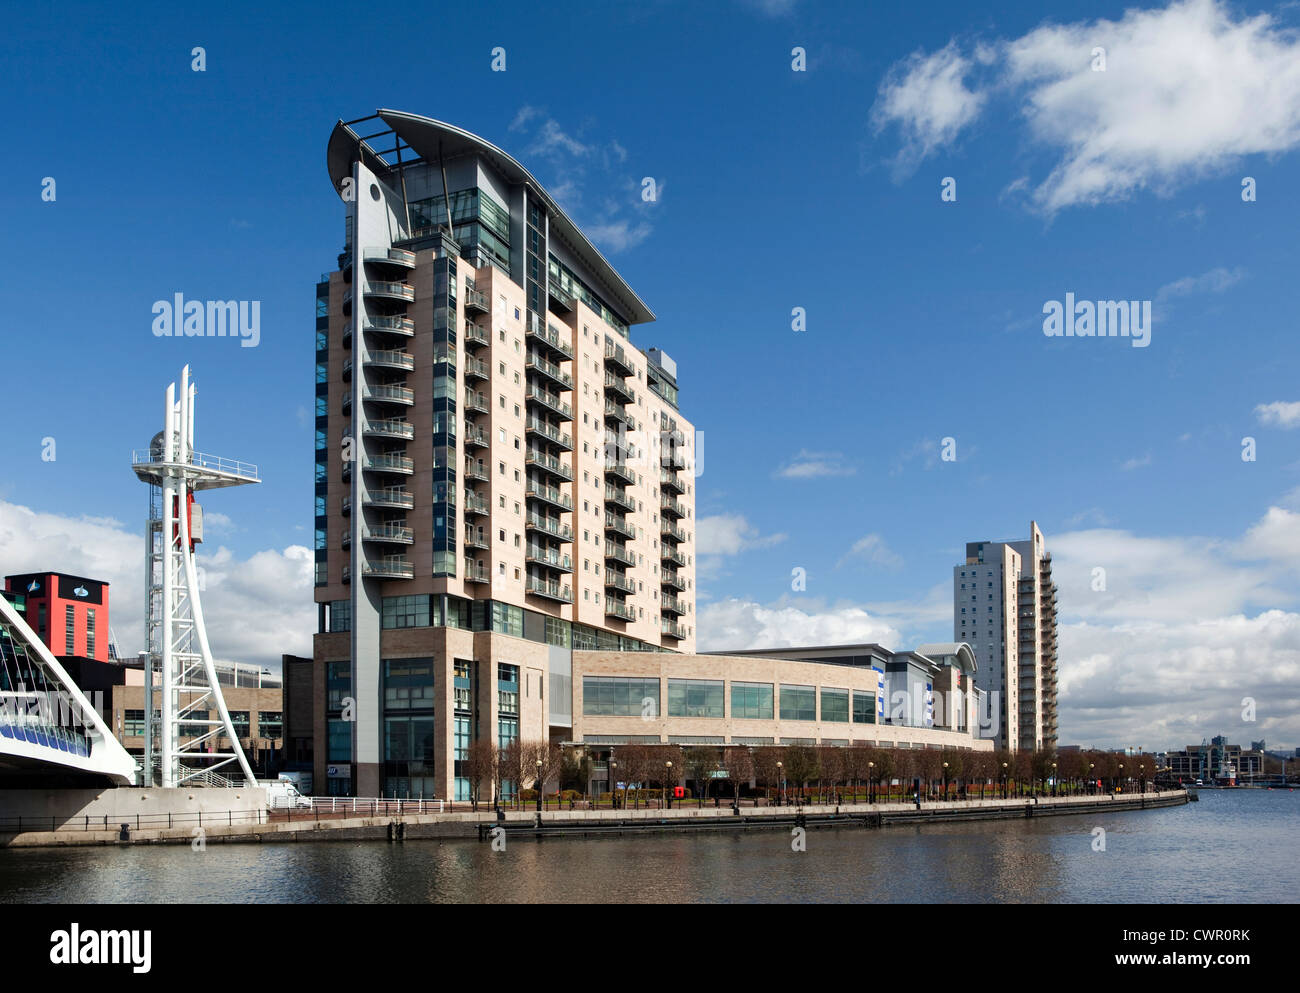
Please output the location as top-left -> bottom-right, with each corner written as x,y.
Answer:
1,790 -> 1295,903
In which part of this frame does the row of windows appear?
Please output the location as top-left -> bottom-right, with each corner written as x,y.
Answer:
582,677 -> 879,723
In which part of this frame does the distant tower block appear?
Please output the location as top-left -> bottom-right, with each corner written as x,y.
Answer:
132,365 -> 260,788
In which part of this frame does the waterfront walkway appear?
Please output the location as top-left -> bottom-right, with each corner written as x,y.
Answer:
0,789 -> 1186,848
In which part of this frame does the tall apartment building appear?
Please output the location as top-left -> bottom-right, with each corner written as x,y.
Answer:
314,111 -> 697,799
952,522 -> 1057,752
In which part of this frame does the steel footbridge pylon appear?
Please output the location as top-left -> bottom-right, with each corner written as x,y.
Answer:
132,365 -> 260,788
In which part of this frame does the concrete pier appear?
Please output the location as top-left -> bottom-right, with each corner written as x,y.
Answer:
0,789 -> 1186,848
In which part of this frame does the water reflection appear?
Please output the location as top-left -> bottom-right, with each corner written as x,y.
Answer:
0,791 -> 1291,903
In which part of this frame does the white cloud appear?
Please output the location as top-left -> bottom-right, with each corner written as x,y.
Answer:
838,533 -> 903,569
696,514 -> 787,557
873,0 -> 1300,211
699,597 -> 901,652
1120,453 -> 1152,471
872,42 -> 987,176
1255,401 -> 1300,429
777,449 -> 856,479
584,219 -> 653,254
1156,266 -> 1245,300
0,500 -> 312,669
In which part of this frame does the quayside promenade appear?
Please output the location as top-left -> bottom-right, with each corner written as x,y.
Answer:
0,789 -> 1186,848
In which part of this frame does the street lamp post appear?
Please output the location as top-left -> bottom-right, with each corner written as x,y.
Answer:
665,760 -> 674,809
943,761 -> 949,802
777,760 -> 785,806
1051,762 -> 1057,798
609,760 -> 618,810
1002,762 -> 1008,800
1089,763 -> 1096,795
535,759 -> 543,812
868,761 -> 874,804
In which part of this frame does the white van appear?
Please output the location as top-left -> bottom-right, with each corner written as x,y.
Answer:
262,779 -> 313,809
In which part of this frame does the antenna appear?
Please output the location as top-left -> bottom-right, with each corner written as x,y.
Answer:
131,365 -> 260,788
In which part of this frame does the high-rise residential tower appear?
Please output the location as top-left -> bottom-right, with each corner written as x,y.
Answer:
952,522 -> 1057,752
314,111 -> 697,799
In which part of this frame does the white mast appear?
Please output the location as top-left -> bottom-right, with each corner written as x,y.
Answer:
133,365 -> 260,787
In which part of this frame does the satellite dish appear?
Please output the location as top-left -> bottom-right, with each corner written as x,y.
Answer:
149,430 -> 166,460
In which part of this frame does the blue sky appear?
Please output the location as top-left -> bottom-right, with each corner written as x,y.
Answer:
2,0 -> 1299,749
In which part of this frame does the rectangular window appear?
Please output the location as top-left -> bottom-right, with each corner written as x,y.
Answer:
820,687 -> 849,723
667,678 -> 724,718
257,711 -> 283,737
779,684 -> 816,722
86,608 -> 95,657
124,709 -> 145,736
229,711 -> 251,736
329,599 -> 351,633
382,595 -> 430,629
581,675 -> 661,717
384,658 -> 435,711
853,690 -> 877,724
731,682 -> 774,720
65,604 -> 75,654
330,722 -> 356,759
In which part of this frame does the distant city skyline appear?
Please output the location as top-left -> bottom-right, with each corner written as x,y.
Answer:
2,0 -> 1298,751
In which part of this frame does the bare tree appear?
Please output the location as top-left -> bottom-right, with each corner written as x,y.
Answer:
940,748 -> 964,800
892,747 -> 917,802
817,746 -> 844,804
723,746 -> 755,808
783,744 -> 818,803
649,744 -> 685,806
867,747 -> 893,803
615,743 -> 652,809
916,748 -> 944,802
842,744 -> 871,804
463,738 -> 497,811
751,746 -> 783,805
684,746 -> 721,806
534,740 -> 564,808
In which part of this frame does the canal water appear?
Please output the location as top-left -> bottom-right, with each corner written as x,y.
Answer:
0,790 -> 1293,903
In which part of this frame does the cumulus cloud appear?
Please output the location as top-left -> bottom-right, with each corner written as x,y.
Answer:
1255,401 -> 1300,429
872,0 -> 1300,211
1156,266 -> 1246,300
837,533 -> 903,569
872,42 -> 987,176
696,514 -> 787,557
777,450 -> 856,479
0,500 -> 313,670
699,597 -> 901,652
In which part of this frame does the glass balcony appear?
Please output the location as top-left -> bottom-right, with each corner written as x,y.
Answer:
525,512 -> 573,542
525,416 -> 573,451
604,460 -> 637,485
526,480 -> 573,511
463,490 -> 490,516
660,619 -> 686,640
662,520 -> 687,543
527,353 -> 573,391
605,599 -> 636,622
462,425 -> 489,449
661,497 -> 686,519
661,569 -> 686,592
604,541 -> 636,567
604,484 -> 636,512
603,572 -> 636,596
463,321 -> 490,348
662,547 -> 687,568
362,557 -> 414,580
464,389 -> 490,413
364,349 -> 415,372
604,373 -> 635,404
526,385 -> 573,420
463,458 -> 489,482
604,513 -> 636,540
362,524 -> 414,545
660,469 -> 684,494
364,315 -> 415,338
365,487 -> 414,510
526,449 -> 573,481
548,282 -> 575,314
463,356 -> 490,382
364,418 -> 414,441
364,280 -> 415,303
464,559 -> 491,583
364,454 -> 414,475
527,321 -> 574,360
463,529 -> 490,550
463,287 -> 489,315
604,341 -> 634,375
363,247 -> 416,269
603,399 -> 628,424
363,385 -> 415,406
661,593 -> 686,615
526,546 -> 573,573
526,576 -> 573,602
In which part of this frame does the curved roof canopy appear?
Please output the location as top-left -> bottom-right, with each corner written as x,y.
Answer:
328,109 -> 655,326
915,642 -> 978,674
